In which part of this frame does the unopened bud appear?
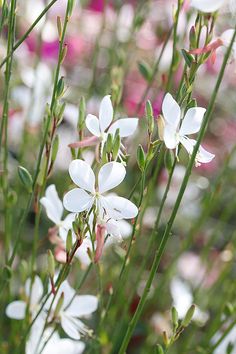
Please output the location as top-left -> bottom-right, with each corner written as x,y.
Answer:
54,292 -> 64,317
164,150 -> 174,173
47,250 -> 55,278
146,100 -> 154,135
189,26 -> 197,49
51,135 -> 59,163
106,133 -> 113,153
18,166 -> 33,193
57,16 -> 62,41
137,145 -> 146,172
66,230 -> 73,253
157,115 -> 165,141
182,304 -> 195,327
60,44 -> 67,63
156,344 -> 164,354
171,306 -> 179,330
163,331 -> 169,347
112,130 -> 121,159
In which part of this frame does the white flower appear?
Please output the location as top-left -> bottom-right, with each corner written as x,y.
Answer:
6,276 -> 43,320
86,95 -> 138,144
63,159 -> 138,219
47,280 -> 98,340
190,0 -> 226,13
162,93 -> 215,166
26,317 -> 85,354
40,184 -> 76,239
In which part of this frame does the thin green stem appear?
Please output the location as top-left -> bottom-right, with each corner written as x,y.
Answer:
118,27 -> 236,354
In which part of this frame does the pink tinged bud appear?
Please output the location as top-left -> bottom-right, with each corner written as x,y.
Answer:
68,135 -> 99,148
94,224 -> 106,263
55,246 -> 67,263
189,38 -> 223,55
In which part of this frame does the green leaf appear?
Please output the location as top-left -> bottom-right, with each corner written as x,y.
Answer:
181,49 -> 193,68
138,61 -> 152,82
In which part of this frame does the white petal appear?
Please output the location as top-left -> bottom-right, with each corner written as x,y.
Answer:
98,162 -> 126,194
40,184 -> 63,225
106,219 -> 122,239
102,195 -> 138,220
25,275 -> 44,306
108,118 -> 138,137
66,295 -> 98,317
197,144 -> 215,163
86,114 -> 101,137
69,159 -> 95,193
63,188 -> 94,213
99,95 -> 113,132
190,0 -> 226,13
6,301 -> 27,320
180,136 -> 195,155
162,93 -> 181,129
163,124 -> 179,149
179,107 -> 206,136
61,315 -> 81,340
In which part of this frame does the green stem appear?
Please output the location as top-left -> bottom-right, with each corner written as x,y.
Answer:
118,26 -> 236,354
0,0 -> 59,69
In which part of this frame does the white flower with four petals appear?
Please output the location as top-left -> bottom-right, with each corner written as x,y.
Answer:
162,93 -> 215,166
63,159 -> 138,220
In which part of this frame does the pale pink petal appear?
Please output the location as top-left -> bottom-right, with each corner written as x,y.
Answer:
63,188 -> 94,213
108,118 -> 138,137
99,95 -> 113,132
94,224 -> 106,263
69,159 -> 95,193
98,162 -> 126,194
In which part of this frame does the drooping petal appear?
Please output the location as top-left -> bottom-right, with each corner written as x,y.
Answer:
61,315 -> 81,340
179,136 -> 195,155
40,185 -> 63,225
197,144 -> 215,164
162,93 -> 181,129
179,107 -> 206,136
102,195 -> 138,220
25,275 -> 44,307
98,162 -> 126,194
63,188 -> 94,213
163,124 -> 179,149
108,118 -> 138,137
190,0 -> 226,13
106,219 -> 122,239
99,95 -> 113,132
85,114 -> 101,137
69,159 -> 95,193
66,295 -> 98,317
6,301 -> 27,320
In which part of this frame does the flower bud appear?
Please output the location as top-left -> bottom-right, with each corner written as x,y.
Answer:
162,331 -> 169,347
66,229 -> 73,253
171,306 -> 179,330
137,145 -> 146,172
112,130 -> 121,159
56,77 -> 64,99
54,292 -> 64,317
189,26 -> 197,49
182,304 -> 195,327
78,96 -> 86,132
138,61 -> 152,82
51,135 -> 59,163
156,344 -> 164,354
157,115 -> 165,141
106,133 -> 113,153
164,150 -> 174,173
145,100 -> 154,135
57,16 -> 62,41
60,44 -> 67,64
47,250 -> 55,278
18,166 -> 33,193
68,0 -> 75,17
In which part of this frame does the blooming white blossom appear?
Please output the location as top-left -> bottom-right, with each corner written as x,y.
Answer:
162,93 -> 215,166
63,159 -> 138,219
40,184 -> 76,239
6,276 -> 44,320
86,95 -> 138,143
190,0 -> 226,13
26,317 -> 85,354
46,280 -> 98,340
